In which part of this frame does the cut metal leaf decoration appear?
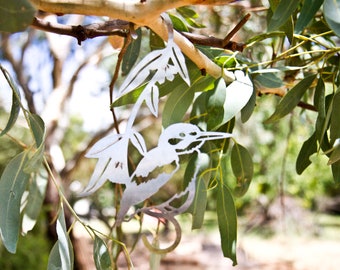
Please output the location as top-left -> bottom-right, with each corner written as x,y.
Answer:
81,133 -> 130,195
116,14 -> 190,119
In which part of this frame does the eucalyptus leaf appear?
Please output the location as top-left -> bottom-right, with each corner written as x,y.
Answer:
230,143 -> 254,197
328,143 -> 340,165
240,86 -> 256,123
267,0 -> 299,32
331,159 -> 340,184
296,132 -> 317,174
22,170 -> 48,234
324,0 -> 340,37
206,79 -> 226,130
330,88 -> 340,145
93,235 -> 111,270
222,71 -> 253,127
295,0 -> 324,34
0,66 -> 21,136
25,114 -> 46,173
253,72 -> 283,89
122,28 -> 142,75
0,151 -> 30,253
0,0 -> 36,32
216,180 -> 237,265
169,13 -> 189,32
265,74 -> 317,124
185,153 -> 210,230
314,78 -> 327,145
48,206 -> 74,270
162,81 -> 195,127
176,6 -> 199,19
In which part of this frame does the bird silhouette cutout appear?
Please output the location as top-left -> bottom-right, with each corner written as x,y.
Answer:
115,123 -> 232,226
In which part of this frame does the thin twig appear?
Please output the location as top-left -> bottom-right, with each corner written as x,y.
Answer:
222,13 -> 251,47
109,33 -> 133,133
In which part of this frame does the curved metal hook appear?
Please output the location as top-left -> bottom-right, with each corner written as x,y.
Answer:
141,208 -> 181,254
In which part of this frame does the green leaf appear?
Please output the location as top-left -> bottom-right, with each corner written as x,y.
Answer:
295,0 -> 324,34
330,88 -> 340,145
190,91 -> 209,129
331,159 -> 340,184
216,181 -> 237,265
162,81 -> 195,127
29,113 -> 46,147
0,151 -> 30,253
0,0 -> 36,32
314,78 -> 327,145
328,143 -> 340,165
93,235 -> 111,270
0,66 -> 21,136
230,143 -> 254,197
176,6 -> 199,19
169,13 -> 189,32
112,82 -> 147,107
296,132 -> 317,174
240,86 -> 256,123
222,71 -> 253,127
185,153 -> 210,229
162,71 -> 210,128
246,31 -> 285,45
149,31 -> 165,51
253,72 -> 283,89
48,242 -> 63,270
324,0 -> 340,37
206,79 -> 226,130
48,206 -> 74,270
267,0 -> 299,32
176,6 -> 205,28
122,28 -> 142,75
22,170 -> 48,234
25,114 -> 46,173
265,74 -> 317,123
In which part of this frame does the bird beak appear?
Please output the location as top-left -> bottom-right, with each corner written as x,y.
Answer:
197,131 -> 233,141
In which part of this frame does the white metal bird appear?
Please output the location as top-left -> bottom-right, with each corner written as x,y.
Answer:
115,123 -> 232,225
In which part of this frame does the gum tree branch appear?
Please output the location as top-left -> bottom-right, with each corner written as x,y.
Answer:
29,0 -> 237,78
31,16 -> 130,45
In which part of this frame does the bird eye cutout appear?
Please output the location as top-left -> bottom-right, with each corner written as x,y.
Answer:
179,132 -> 186,137
168,138 -> 181,145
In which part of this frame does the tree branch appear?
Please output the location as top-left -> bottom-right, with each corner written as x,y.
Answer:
32,17 -> 129,45
29,0 -> 238,78
30,0 -> 237,25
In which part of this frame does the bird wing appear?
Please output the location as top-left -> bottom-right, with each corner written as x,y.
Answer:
115,170 -> 178,226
